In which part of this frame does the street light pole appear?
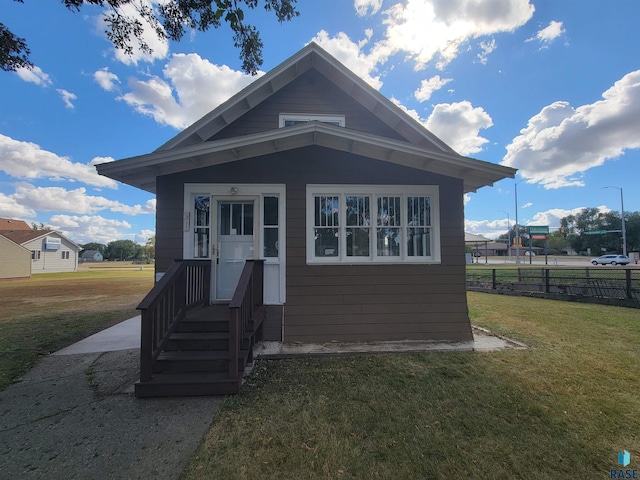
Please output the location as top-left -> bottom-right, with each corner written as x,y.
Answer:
515,180 -> 522,264
604,186 -> 627,256
499,210 -> 511,261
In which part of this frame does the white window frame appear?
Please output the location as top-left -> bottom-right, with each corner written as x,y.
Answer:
306,185 -> 441,264
279,113 -> 345,128
61,251 -> 70,260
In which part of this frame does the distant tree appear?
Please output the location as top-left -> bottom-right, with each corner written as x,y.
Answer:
145,235 -> 155,260
1,0 -> 299,74
104,239 -> 139,261
560,208 -> 640,255
30,221 -> 51,231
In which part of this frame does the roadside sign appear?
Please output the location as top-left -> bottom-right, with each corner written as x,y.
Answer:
529,226 -> 549,234
531,234 -> 547,240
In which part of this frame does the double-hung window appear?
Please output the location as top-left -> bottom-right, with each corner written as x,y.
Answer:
306,185 -> 440,264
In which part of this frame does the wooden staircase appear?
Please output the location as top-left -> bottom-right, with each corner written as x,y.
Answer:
134,259 -> 265,398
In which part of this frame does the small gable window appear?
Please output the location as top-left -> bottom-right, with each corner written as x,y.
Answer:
279,114 -> 345,128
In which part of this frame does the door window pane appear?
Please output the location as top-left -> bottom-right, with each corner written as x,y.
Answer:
243,203 -> 254,235
264,228 -> 279,257
264,196 -> 278,225
194,195 -> 210,257
263,196 -> 278,257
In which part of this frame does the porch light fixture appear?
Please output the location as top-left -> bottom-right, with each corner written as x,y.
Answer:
230,187 -> 239,195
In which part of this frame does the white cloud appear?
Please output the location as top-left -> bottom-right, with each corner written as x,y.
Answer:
57,89 -> 78,109
98,0 -> 169,65
0,192 -> 36,218
354,0 -> 383,16
522,202 -> 533,208
311,30 -> 384,89
425,101 -> 493,155
463,193 -> 471,205
527,20 -> 565,44
502,70 -> 640,189
477,38 -> 496,64
48,214 -> 133,245
94,67 -> 121,92
119,53 -> 259,129
0,134 -> 118,189
10,184 -> 155,216
414,75 -> 453,102
465,206 -> 585,238
373,0 -> 534,70
15,66 -> 52,86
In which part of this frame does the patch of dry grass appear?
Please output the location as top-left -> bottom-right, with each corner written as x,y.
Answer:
0,269 -> 153,389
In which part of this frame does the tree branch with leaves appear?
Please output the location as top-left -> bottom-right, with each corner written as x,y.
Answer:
1,0 -> 298,74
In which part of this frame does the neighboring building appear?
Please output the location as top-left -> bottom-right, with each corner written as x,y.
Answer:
0,234 -> 31,279
0,218 -> 31,231
98,43 -> 516,345
0,230 -> 80,274
80,250 -> 104,262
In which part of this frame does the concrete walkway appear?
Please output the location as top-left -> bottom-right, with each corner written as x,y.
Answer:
0,317 -> 523,479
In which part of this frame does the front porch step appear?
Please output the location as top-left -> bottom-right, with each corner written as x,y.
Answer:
174,318 -> 229,333
135,372 -> 243,397
165,332 -> 230,351
154,350 -> 249,373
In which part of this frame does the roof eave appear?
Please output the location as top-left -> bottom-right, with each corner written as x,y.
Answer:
97,123 -> 516,194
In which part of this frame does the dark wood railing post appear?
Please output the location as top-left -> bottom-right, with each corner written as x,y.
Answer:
229,307 -> 239,379
492,269 -> 497,290
545,269 -> 550,293
136,259 -> 211,385
626,269 -> 633,299
140,310 -> 153,382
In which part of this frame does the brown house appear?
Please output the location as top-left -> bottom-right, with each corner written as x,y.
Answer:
97,43 -> 516,396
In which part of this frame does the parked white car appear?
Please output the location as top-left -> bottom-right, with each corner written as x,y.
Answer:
591,255 -> 630,265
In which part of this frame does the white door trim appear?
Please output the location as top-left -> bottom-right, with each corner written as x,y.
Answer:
183,184 -> 286,304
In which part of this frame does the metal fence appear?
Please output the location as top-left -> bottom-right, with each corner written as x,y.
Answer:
466,268 -> 640,308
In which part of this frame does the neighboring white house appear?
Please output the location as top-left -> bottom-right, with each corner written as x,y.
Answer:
80,250 -> 104,262
0,230 -> 80,274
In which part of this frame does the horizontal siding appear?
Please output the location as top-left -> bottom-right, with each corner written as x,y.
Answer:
156,145 -> 471,343
264,305 -> 283,341
0,237 -> 30,279
210,69 -> 408,143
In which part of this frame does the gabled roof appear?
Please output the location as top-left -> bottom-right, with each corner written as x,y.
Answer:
97,42 -> 516,193
0,218 -> 31,231
0,230 -> 80,248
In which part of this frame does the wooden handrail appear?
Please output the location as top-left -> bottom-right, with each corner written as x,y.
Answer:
228,260 -> 265,379
138,260 -> 211,382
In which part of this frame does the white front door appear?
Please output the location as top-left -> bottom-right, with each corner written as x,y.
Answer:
215,200 -> 256,300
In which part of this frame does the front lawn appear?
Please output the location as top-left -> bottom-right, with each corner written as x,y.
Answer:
183,293 -> 639,479
0,269 -> 153,390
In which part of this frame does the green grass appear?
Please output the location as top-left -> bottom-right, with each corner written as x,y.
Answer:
182,293 -> 640,480
0,269 -> 153,390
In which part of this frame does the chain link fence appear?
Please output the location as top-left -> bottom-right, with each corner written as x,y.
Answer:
467,268 -> 640,308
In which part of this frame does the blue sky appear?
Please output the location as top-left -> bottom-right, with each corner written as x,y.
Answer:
2,0 -> 639,245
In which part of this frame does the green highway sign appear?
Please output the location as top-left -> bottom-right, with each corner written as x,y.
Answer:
584,230 -> 611,235
528,226 -> 549,234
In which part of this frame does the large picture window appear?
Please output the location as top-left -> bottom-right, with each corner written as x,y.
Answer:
306,185 -> 440,264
